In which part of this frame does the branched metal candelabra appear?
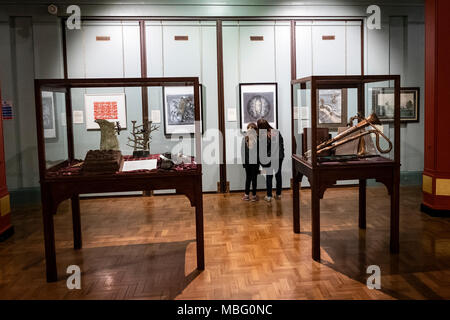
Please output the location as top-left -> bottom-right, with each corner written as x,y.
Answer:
127,120 -> 159,157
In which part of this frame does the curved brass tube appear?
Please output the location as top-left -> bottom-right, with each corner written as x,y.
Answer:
304,112 -> 393,158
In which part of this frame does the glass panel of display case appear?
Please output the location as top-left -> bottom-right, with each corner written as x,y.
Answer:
365,80 -> 397,162
293,80 -> 312,163
41,91 -> 68,169
313,85 -> 359,161
69,83 -> 200,174
71,86 -> 143,160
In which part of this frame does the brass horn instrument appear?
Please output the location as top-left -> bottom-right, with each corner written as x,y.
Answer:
305,112 -> 393,158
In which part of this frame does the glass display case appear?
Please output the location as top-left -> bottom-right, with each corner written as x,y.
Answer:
292,75 -> 400,167
34,77 -> 204,282
290,75 -> 401,262
36,77 -> 202,178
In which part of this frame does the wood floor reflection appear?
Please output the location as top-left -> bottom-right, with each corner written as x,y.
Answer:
1,186 -> 449,300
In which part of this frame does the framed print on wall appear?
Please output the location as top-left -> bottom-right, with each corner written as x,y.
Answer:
371,87 -> 420,123
42,91 -> 56,139
317,89 -> 348,129
239,83 -> 278,131
84,93 -> 127,130
163,85 -> 203,135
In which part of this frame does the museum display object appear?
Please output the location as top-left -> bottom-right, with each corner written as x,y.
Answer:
291,75 -> 401,261
34,77 -> 204,282
371,87 -> 420,123
96,119 -> 121,151
127,120 -> 159,157
163,85 -> 203,135
317,89 -> 348,129
239,83 -> 278,131
304,112 -> 393,158
84,93 -> 127,130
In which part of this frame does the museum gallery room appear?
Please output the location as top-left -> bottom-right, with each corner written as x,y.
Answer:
0,0 -> 449,303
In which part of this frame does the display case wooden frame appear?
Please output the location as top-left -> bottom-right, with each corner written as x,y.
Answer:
290,75 -> 401,262
34,77 -> 204,282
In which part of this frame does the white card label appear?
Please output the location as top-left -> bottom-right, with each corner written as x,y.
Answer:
151,110 -> 161,123
73,110 -> 84,124
227,108 -> 237,122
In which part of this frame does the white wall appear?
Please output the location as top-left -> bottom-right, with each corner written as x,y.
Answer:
0,2 -> 425,193
145,21 -> 219,192
223,21 -> 292,191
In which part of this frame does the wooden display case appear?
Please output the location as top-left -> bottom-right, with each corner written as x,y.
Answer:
290,75 -> 401,261
34,77 -> 204,282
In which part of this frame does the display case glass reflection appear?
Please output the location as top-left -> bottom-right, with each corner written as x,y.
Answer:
36,78 -> 202,178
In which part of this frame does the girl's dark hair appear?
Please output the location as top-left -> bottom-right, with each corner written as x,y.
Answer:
257,118 -> 272,131
245,122 -> 257,146
247,122 -> 257,131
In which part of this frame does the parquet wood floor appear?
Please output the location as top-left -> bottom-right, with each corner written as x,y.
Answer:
0,186 -> 449,300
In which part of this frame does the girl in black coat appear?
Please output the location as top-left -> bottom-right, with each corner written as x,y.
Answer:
241,122 -> 259,201
257,119 -> 285,202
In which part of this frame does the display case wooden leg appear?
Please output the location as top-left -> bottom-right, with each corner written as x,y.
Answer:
293,174 -> 302,234
42,189 -> 57,282
359,179 -> 366,229
71,195 -> 82,250
390,174 -> 400,253
311,179 -> 321,262
195,181 -> 205,270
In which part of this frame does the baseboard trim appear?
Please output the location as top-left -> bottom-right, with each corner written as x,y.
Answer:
0,225 -> 14,242
420,203 -> 450,217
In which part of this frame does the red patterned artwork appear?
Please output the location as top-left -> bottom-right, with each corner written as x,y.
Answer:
94,101 -> 118,120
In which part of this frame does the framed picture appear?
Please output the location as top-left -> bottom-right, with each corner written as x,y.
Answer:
317,89 -> 348,129
42,91 -> 56,139
371,87 -> 420,123
239,83 -> 278,131
163,85 -> 203,135
84,93 -> 127,130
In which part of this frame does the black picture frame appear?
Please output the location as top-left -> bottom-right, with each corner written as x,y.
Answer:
317,88 -> 348,129
162,84 -> 204,136
239,82 -> 278,132
371,87 -> 420,123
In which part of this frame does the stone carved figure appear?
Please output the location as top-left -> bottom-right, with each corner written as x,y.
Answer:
95,119 -> 120,151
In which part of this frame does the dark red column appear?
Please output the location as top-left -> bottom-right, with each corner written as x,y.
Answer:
422,0 -> 450,214
0,86 -> 13,240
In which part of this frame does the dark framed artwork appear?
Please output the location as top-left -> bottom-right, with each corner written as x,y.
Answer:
163,84 -> 203,135
317,89 -> 348,129
239,83 -> 278,131
371,87 -> 420,123
42,91 -> 56,139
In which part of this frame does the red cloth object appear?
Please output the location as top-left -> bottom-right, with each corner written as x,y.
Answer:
47,155 -> 197,177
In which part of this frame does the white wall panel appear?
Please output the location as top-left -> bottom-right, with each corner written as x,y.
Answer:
122,22 -> 141,78
12,18 -> 39,188
83,24 -> 124,78
162,25 -> 201,78
239,26 -> 276,83
146,23 -> 163,77
312,25 -> 346,75
346,24 -> 362,75
275,24 -> 292,188
367,23 -> 390,74
296,24 -> 313,78
223,25 -> 241,191
33,21 -> 64,79
145,21 -> 219,192
296,21 -> 362,77
200,25 -> 220,191
66,28 -> 85,78
389,17 -> 406,78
